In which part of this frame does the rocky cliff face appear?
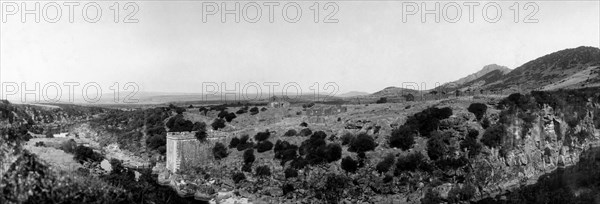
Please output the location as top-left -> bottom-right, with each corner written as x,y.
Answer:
469,103 -> 599,200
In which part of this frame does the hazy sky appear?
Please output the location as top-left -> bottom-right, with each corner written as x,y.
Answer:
1,1 -> 599,96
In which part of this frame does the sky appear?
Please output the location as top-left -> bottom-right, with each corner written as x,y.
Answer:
1,0 -> 599,99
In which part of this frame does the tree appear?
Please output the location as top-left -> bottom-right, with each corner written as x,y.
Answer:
389,125 -> 416,150
74,145 -> 103,163
211,118 -> 226,130
468,103 -> 488,121
146,134 -> 166,150
212,142 -> 228,160
341,156 -> 358,173
300,122 -> 308,127
376,97 -> 387,104
348,133 -> 377,153
192,122 -> 207,131
224,112 -> 236,122
340,132 -> 355,146
255,141 -> 274,153
375,153 -> 395,174
395,152 -> 427,173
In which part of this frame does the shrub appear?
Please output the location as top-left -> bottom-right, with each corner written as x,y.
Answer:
45,131 -> 54,138
274,140 -> 298,165
192,122 -> 207,131
481,117 -> 491,129
325,143 -> 342,162
427,132 -> 448,161
34,141 -> 45,147
300,122 -> 308,127
166,115 -> 194,132
284,129 -> 297,136
290,157 -> 308,169
254,130 -> 270,141
195,131 -> 207,142
375,153 -> 395,174
249,107 -> 259,115
255,165 -> 271,177
74,145 -> 103,163
389,125 -> 416,150
298,128 -> 312,136
340,132 -> 355,146
232,172 -> 246,184
224,112 -> 237,122
229,137 -> 240,148
255,141 -> 274,153
341,156 -> 358,173
468,103 -> 488,120
461,135 -> 482,158
243,148 -> 255,164
211,118 -> 226,130
218,110 -> 228,119
395,152 -> 427,174
404,107 -> 453,137
212,142 -> 228,160
284,168 -> 298,178
467,129 -> 479,139
348,133 -> 377,153
260,107 -> 267,112
241,163 -> 252,172
282,183 -> 295,195
61,139 -> 78,153
376,97 -> 387,104
481,124 -> 507,148
383,175 -> 393,183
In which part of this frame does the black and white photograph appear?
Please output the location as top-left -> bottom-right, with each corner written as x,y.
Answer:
1,0 -> 600,203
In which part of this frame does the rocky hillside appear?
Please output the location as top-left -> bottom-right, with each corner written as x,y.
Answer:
444,64 -> 511,88
438,46 -> 600,93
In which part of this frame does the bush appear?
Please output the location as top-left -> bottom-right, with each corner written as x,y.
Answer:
427,132 -> 447,161
274,140 -> 298,165
389,125 -> 416,150
340,133 -> 354,146
284,168 -> 298,179
192,122 -> 207,131
468,103 -> 488,120
376,97 -> 387,104
74,145 -> 103,163
461,136 -> 482,158
255,141 -> 274,153
481,124 -> 507,148
260,107 -> 267,112
298,128 -> 312,136
224,112 -> 237,122
249,107 -> 259,115
61,139 -> 78,153
241,163 -> 252,172
403,107 -> 453,137
300,122 -> 308,127
166,115 -> 194,132
211,118 -> 226,130
395,152 -> 427,174
232,172 -> 246,184
229,137 -> 240,148
375,153 -> 395,174
284,129 -> 297,136
254,130 -> 270,141
195,131 -> 207,142
34,141 -> 45,147
481,117 -> 491,129
255,165 -> 271,177
348,133 -> 377,153
212,142 -> 228,160
325,143 -> 342,162
243,148 -> 255,164
341,156 -> 358,173
45,132 -> 54,138
282,183 -> 295,195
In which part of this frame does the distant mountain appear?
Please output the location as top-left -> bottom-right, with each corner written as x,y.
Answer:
370,86 -> 420,98
438,46 -> 600,92
337,91 -> 370,98
447,64 -> 511,87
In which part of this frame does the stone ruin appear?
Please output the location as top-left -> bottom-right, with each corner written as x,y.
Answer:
166,131 -> 228,173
